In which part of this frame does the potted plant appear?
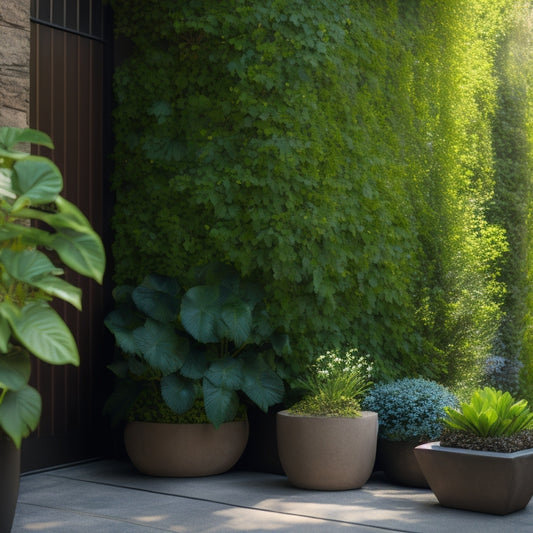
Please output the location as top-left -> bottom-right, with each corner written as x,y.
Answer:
362,377 -> 457,487
276,348 -> 377,490
414,386 -> 533,514
105,265 -> 290,477
0,127 -> 105,532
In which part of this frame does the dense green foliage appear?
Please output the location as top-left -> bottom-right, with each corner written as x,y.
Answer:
105,265 -> 287,427
488,5 -> 533,401
362,378 -> 457,442
110,0 -> 532,390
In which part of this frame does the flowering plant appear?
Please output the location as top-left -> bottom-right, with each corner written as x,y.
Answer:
289,348 -> 373,417
362,378 -> 457,442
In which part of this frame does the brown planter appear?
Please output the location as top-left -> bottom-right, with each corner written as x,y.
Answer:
124,420 -> 249,477
0,432 -> 20,533
414,442 -> 533,515
276,410 -> 378,490
377,439 -> 429,488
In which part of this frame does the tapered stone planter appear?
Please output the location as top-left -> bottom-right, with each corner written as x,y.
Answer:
414,442 -> 533,515
124,420 -> 249,477
0,432 -> 20,533
277,410 -> 378,490
377,439 -> 429,488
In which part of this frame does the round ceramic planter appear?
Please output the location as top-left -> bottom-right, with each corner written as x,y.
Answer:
377,439 -> 429,488
414,442 -> 533,515
276,410 -> 378,490
124,420 -> 249,477
0,432 -> 20,533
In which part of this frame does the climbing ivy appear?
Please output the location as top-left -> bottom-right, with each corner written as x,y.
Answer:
109,0 -> 529,389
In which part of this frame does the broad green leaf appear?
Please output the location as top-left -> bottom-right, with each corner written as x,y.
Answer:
0,148 -> 29,161
31,275 -> 82,309
0,317 -> 11,353
128,356 -> 149,376
50,227 -> 105,283
133,319 -> 185,374
251,305 -> 274,340
0,248 -> 63,280
203,377 -> 239,428
0,223 -> 53,247
11,156 -> 62,211
204,358 -> 243,390
181,285 -> 221,343
0,385 -> 42,448
0,225 -> 21,241
0,127 -> 53,151
0,348 -> 31,391
0,248 -> 81,309
180,346 -> 208,379
133,274 -> 181,322
105,307 -> 143,355
241,358 -> 284,412
271,332 -> 291,356
219,296 -> 252,346
53,196 -> 98,233
161,374 -> 195,414
0,167 -> 16,198
1,301 -> 79,365
107,360 -> 129,379
112,284 -> 135,305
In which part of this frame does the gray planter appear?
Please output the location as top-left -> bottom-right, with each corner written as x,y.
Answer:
124,420 -> 249,477
414,442 -> 533,515
277,410 -> 378,490
378,439 -> 429,488
0,432 -> 20,533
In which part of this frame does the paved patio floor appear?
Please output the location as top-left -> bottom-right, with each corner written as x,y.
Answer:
11,459 -> 532,532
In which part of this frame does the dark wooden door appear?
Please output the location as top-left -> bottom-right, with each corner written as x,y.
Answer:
23,0 -> 113,471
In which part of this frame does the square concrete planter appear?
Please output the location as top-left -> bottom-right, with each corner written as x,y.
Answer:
414,442 -> 533,515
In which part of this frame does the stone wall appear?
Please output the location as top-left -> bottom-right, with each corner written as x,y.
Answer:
0,0 -> 30,127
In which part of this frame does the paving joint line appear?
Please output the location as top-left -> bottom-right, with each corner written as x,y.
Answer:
32,472 -> 421,533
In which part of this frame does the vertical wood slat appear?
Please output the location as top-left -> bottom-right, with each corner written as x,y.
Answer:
23,19 -> 108,472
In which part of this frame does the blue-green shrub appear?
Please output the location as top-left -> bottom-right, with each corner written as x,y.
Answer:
362,378 -> 457,442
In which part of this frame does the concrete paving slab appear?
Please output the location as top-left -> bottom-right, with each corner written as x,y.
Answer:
11,459 -> 533,533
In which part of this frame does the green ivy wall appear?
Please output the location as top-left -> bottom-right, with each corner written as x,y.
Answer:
110,0 -> 533,394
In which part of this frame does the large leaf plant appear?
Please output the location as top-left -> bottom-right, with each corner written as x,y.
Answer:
105,264 -> 290,427
0,127 -> 105,447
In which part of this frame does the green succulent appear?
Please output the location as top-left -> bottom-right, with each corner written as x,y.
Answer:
442,387 -> 533,438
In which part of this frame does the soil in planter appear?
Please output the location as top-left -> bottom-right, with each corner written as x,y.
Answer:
440,428 -> 533,453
